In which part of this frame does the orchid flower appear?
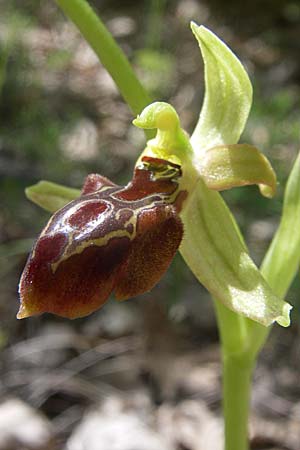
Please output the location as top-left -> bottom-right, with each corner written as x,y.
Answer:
18,24 -> 291,328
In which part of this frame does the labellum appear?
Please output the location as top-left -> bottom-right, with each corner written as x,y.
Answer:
18,157 -> 187,319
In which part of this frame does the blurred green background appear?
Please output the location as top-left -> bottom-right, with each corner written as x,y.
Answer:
1,1 -> 300,449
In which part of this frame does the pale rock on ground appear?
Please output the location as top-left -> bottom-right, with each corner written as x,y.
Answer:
0,398 -> 53,450
157,400 -> 223,450
66,396 -> 172,450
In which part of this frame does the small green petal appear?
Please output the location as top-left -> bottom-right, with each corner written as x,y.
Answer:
180,179 -> 292,327
262,151 -> 300,298
26,181 -> 80,213
200,144 -> 277,198
190,23 -> 252,151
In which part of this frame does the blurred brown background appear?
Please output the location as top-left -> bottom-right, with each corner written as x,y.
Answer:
1,1 -> 300,449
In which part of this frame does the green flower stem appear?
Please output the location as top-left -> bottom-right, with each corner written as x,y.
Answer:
214,300 -> 253,450
223,354 -> 254,450
55,0 -> 154,138
214,300 -> 254,450
213,299 -> 248,356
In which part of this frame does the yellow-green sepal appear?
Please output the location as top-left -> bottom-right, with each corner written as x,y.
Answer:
26,181 -> 80,213
190,23 -> 252,151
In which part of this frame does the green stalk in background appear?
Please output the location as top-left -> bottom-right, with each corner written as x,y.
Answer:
248,152 -> 300,359
55,0 -> 153,139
